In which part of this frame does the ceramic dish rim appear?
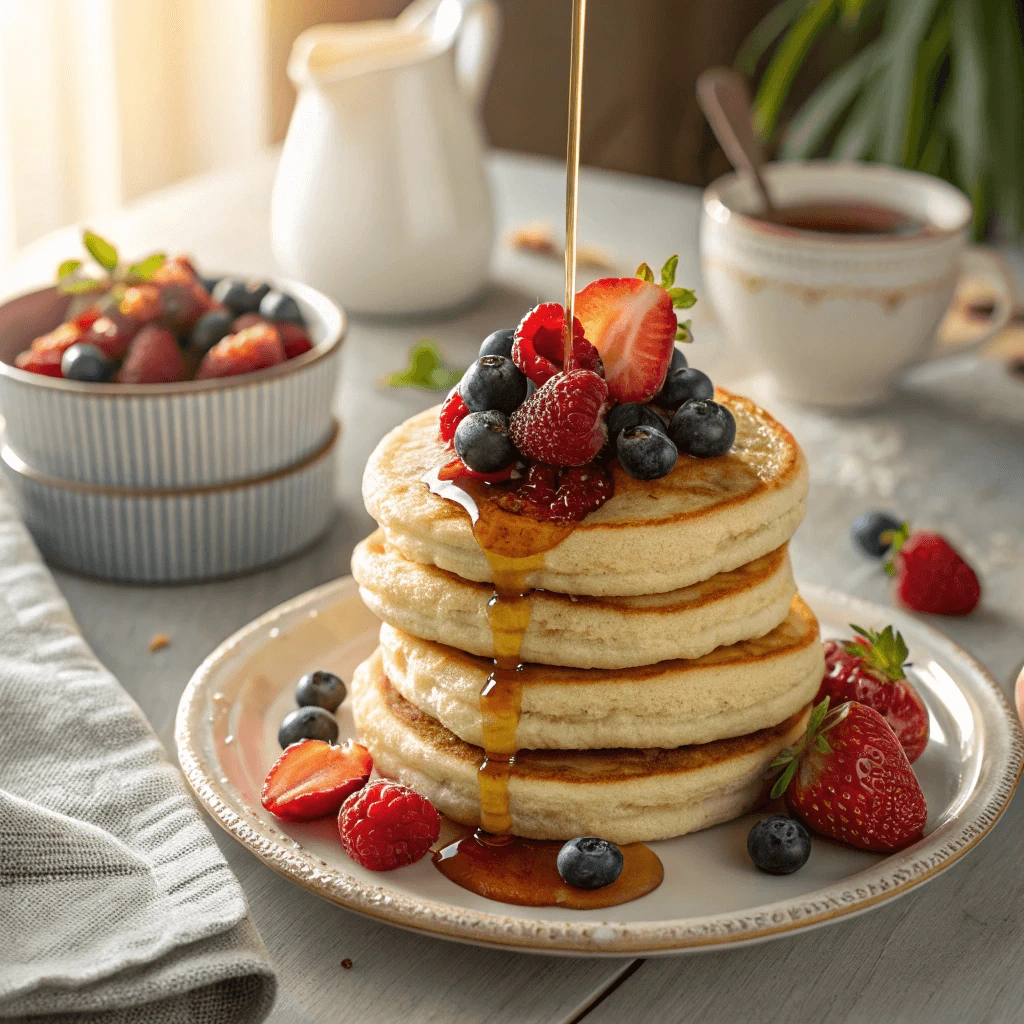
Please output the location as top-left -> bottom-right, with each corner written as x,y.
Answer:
0,277 -> 345,397
175,578 -> 1024,956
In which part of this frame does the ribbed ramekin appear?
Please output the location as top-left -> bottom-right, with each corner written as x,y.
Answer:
0,278 -> 344,488
1,421 -> 339,583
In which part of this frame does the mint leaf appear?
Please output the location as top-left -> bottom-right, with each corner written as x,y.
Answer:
83,230 -> 119,272
675,320 -> 693,342
660,254 -> 678,288
384,341 -> 463,391
59,278 -> 106,294
668,286 -> 697,309
127,253 -> 166,280
636,262 -> 654,283
57,259 -> 81,281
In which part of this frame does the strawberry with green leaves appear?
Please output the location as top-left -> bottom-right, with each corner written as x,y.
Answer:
818,625 -> 929,762
575,254 -> 695,404
885,523 -> 981,616
770,697 -> 927,853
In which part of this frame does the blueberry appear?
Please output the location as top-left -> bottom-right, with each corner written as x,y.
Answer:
617,425 -> 678,480
669,399 -> 736,458
479,328 -> 515,359
454,410 -> 517,473
278,706 -> 339,748
747,814 -> 811,875
61,343 -> 112,382
556,837 -> 624,889
656,366 -> 713,410
188,309 -> 235,353
295,670 -> 347,712
259,290 -> 304,324
669,345 -> 688,373
458,355 -> 528,415
607,402 -> 666,439
852,511 -> 904,557
211,277 -> 270,315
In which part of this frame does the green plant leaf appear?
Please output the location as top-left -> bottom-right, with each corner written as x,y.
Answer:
830,85 -> 881,159
57,258 -> 81,281
769,756 -> 800,800
127,253 -> 166,280
903,4 -> 951,168
659,254 -> 678,288
83,230 -> 119,272
635,262 -> 654,283
735,0 -> 807,77
753,0 -> 839,142
781,40 -> 881,159
668,286 -> 696,309
383,341 -> 463,391
675,319 -> 693,342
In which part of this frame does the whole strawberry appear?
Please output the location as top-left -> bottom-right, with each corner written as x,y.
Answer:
118,325 -> 186,384
818,625 -> 929,762
769,698 -> 927,852
509,368 -> 609,467
887,523 -> 980,616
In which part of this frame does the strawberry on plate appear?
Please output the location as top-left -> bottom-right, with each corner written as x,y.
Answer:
818,625 -> 929,762
769,697 -> 927,852
512,302 -> 603,386
574,255 -> 696,404
509,368 -> 609,467
886,524 -> 981,616
261,738 -> 373,822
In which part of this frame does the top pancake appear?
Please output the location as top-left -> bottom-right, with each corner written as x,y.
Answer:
363,388 -> 808,596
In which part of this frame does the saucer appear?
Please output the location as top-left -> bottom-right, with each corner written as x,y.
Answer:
176,579 -> 1023,955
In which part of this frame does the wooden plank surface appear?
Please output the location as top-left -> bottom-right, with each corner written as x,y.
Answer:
5,150 -> 1023,1023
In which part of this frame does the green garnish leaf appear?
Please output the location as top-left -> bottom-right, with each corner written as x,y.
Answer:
769,756 -> 799,800
127,253 -> 166,280
83,230 -> 119,272
660,254 -> 679,289
384,341 -> 464,391
675,319 -> 693,342
883,521 -> 911,576
668,286 -> 697,309
57,259 -> 82,281
844,624 -> 908,681
636,262 -> 654,283
59,278 -> 106,295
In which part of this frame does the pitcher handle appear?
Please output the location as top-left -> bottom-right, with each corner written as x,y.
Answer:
455,0 -> 500,112
918,246 -> 1016,364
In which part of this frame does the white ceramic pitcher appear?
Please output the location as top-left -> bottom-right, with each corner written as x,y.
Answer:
271,0 -> 498,316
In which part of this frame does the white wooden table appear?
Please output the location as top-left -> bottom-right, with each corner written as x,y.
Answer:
4,151 -> 1024,1024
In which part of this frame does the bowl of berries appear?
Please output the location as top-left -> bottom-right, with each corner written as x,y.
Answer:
0,232 -> 345,488
0,232 -> 345,582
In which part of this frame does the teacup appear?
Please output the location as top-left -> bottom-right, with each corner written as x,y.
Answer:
699,161 -> 1013,408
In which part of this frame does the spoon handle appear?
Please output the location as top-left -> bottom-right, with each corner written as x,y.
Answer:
697,67 -> 775,214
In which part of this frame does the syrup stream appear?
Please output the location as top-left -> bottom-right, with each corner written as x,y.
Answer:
562,0 -> 587,372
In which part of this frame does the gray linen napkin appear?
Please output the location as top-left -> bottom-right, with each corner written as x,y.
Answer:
0,493 -> 276,1022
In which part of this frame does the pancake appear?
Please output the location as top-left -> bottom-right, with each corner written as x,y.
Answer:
353,530 -> 796,669
362,388 -> 808,597
378,596 -> 824,749
352,651 -> 811,845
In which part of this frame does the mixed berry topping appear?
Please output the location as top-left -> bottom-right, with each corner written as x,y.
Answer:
13,232 -> 316,383
434,256 -> 736,522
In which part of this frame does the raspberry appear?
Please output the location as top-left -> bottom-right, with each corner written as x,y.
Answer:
508,368 -> 609,467
497,461 -> 612,522
118,325 -> 186,384
278,322 -> 313,359
338,779 -> 440,871
438,388 -> 469,445
519,462 -> 559,505
196,323 -> 286,380
512,302 -> 603,386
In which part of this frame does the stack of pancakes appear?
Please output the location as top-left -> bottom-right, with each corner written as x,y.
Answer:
351,389 -> 824,845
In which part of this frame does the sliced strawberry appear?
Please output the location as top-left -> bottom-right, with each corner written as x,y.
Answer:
196,323 -> 286,380
118,325 -> 187,384
231,313 -> 267,333
261,738 -> 372,822
81,312 -> 139,360
73,306 -> 102,332
278,322 -> 313,359
574,277 -> 677,403
508,369 -> 609,467
512,302 -> 603,386
438,388 -> 469,445
119,283 -> 163,322
437,456 -> 519,483
15,322 -> 82,376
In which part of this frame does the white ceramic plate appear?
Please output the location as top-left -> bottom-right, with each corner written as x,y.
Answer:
176,579 -> 1023,955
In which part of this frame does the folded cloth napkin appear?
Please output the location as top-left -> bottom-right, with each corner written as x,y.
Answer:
0,493 -> 276,1022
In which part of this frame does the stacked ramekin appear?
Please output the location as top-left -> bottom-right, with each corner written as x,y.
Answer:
0,279 -> 345,582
